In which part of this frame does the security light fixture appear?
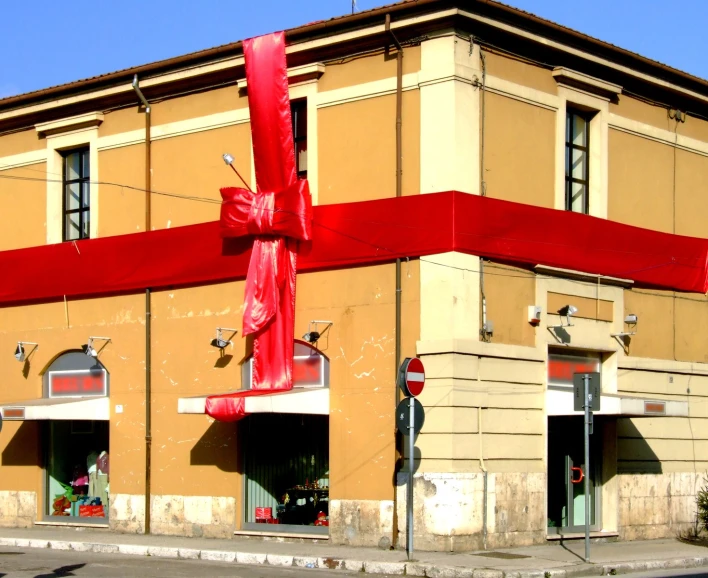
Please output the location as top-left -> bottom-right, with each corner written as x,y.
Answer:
84,336 -> 111,358
211,328 -> 237,349
221,152 -> 252,192
612,313 -> 639,340
548,304 -> 578,329
625,314 -> 638,325
303,321 -> 333,345
14,341 -> 38,363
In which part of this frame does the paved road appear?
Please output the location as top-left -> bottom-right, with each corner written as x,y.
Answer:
0,547 -> 365,577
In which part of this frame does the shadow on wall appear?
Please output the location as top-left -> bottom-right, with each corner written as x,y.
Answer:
2,422 -> 41,467
394,445 -> 422,487
617,418 -> 662,474
190,421 -> 239,473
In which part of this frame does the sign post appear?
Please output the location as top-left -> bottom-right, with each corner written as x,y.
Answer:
397,357 -> 425,561
573,372 -> 600,563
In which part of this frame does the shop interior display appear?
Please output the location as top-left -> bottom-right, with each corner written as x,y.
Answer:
246,414 -> 329,529
47,421 -> 109,519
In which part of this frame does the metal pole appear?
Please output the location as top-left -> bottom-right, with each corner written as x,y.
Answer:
408,397 -> 415,560
583,374 -> 591,562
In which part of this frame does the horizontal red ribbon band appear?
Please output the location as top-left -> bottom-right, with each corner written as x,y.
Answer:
0,191 -> 706,308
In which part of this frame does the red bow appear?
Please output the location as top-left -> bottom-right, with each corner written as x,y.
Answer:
219,180 -> 312,340
206,32 -> 312,421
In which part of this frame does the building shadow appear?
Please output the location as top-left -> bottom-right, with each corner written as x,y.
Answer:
616,418 -> 663,474
189,421 -> 240,473
35,563 -> 86,577
2,422 -> 41,467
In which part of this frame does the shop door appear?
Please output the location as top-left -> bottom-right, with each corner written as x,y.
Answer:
547,416 -> 601,533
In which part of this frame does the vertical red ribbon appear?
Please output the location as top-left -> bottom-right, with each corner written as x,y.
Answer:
206,32 -> 312,422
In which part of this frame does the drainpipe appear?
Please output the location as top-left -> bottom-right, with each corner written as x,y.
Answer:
478,406 -> 488,550
386,13 -> 404,550
132,74 -> 153,535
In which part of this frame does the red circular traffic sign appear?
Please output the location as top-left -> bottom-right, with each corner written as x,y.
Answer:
398,357 -> 425,397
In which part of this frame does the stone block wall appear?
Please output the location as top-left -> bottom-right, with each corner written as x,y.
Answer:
109,493 -> 145,533
394,472 -> 546,551
619,473 -> 700,540
150,495 -> 235,538
110,494 -> 235,538
0,491 -> 36,528
329,499 -> 394,548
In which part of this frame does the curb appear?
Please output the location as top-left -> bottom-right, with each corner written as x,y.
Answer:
1,536 -> 708,577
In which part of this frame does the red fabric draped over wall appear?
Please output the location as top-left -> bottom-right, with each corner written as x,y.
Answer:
0,191 -> 705,309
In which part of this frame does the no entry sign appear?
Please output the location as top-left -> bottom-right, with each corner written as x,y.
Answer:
398,357 -> 425,397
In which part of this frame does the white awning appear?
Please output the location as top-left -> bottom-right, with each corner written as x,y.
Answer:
0,397 -> 110,421
547,388 -> 688,417
178,388 -> 329,416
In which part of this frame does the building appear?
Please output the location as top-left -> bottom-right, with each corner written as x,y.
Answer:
0,0 -> 707,551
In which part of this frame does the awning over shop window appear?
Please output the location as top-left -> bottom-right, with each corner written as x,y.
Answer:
178,388 -> 329,417
0,396 -> 110,421
547,388 -> 688,417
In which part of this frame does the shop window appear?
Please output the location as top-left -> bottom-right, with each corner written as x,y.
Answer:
42,351 -> 110,523
242,340 -> 329,389
548,349 -> 601,388
291,99 -> 307,179
46,420 -> 109,521
244,414 -> 329,533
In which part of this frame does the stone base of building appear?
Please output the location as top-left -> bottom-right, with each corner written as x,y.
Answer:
618,473 -> 700,540
150,495 -> 235,538
395,472 -> 547,551
110,494 -> 235,538
329,499 -> 394,548
0,491 -> 36,528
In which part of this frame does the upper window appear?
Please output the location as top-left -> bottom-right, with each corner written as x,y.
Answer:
291,99 -> 307,180
63,148 -> 90,241
565,110 -> 590,214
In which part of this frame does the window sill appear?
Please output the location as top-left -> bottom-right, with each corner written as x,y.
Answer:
36,520 -> 109,528
547,531 -> 618,540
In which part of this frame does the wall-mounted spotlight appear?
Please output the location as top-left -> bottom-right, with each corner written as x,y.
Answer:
84,336 -> 111,358
548,304 -> 578,329
611,314 -> 639,339
222,152 -> 252,192
303,321 -> 333,345
211,327 -> 237,349
14,341 -> 38,363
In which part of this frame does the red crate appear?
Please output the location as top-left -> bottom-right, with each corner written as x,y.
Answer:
255,507 -> 272,521
79,505 -> 105,518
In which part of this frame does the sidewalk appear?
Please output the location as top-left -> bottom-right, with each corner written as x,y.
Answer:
0,526 -> 707,577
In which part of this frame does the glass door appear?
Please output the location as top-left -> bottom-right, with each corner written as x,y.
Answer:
548,416 -> 601,533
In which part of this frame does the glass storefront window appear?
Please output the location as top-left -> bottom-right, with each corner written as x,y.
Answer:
46,420 -> 109,521
244,414 -> 329,532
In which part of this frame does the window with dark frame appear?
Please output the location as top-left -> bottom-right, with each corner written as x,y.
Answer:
63,148 -> 90,241
565,109 -> 590,214
291,99 -> 307,180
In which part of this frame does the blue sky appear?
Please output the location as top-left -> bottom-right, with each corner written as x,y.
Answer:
1,1 -> 706,99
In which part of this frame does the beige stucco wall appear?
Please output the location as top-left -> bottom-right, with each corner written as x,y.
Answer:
0,164 -> 47,251
484,92 -> 556,207
318,46 -> 421,93
97,145 -> 147,236
318,92 -> 420,204
483,50 -> 558,95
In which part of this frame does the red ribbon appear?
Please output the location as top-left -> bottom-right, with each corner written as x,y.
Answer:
206,32 -> 312,422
